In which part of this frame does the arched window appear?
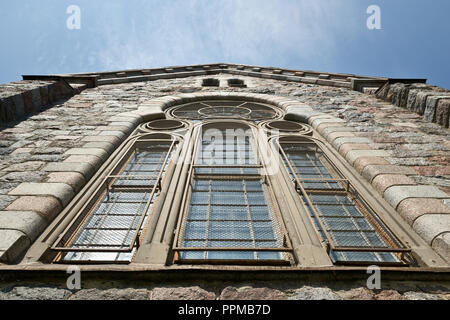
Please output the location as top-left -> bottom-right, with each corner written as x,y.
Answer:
173,122 -> 293,265
51,132 -> 180,263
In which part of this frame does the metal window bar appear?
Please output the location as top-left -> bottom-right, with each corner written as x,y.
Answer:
278,140 -> 410,265
51,139 -> 177,263
173,127 -> 292,264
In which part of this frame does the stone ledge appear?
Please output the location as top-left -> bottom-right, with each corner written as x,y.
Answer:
384,185 -> 450,209
432,232 -> 450,263
321,126 -> 356,139
108,121 -> 136,129
131,108 -> 165,122
64,148 -> 109,162
332,137 -> 372,150
8,183 -> 74,207
0,229 -> 30,263
435,99 -> 450,128
96,125 -> 131,135
362,165 -> 416,183
284,107 -> 319,123
326,131 -> 356,143
81,135 -> 121,145
97,130 -> 126,140
424,96 -> 450,122
375,82 -> 450,128
0,210 -> 46,241
353,157 -> 390,174
309,117 -> 345,129
43,162 -> 95,181
413,214 -> 450,245
338,144 -> 371,157
5,196 -> 62,222
82,142 -> 115,154
371,174 -> 416,195
345,150 -> 390,166
64,154 -> 102,169
316,123 -> 346,135
397,198 -> 450,226
0,80 -> 75,125
107,114 -> 142,124
45,172 -> 85,193
308,114 -> 341,121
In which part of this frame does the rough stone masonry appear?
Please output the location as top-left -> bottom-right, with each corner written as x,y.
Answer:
0,64 -> 449,299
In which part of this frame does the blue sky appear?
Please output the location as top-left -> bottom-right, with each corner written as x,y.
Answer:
1,0 -> 449,88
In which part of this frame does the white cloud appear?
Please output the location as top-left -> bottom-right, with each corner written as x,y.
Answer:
91,0 -> 360,71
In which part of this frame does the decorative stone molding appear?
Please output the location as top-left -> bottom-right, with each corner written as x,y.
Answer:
0,88 -> 449,264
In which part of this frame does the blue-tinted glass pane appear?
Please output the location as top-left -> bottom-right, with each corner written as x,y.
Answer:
247,192 -> 266,205
187,205 -> 208,220
253,222 -> 276,240
211,192 -> 245,205
249,206 -> 271,221
210,206 -> 248,220
209,221 -> 252,240
208,251 -> 254,260
258,252 -> 282,260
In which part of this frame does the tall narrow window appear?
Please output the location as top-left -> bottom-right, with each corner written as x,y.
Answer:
51,135 -> 178,263
174,123 -> 292,265
276,136 -> 410,265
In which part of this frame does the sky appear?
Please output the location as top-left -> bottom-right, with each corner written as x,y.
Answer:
1,0 -> 449,88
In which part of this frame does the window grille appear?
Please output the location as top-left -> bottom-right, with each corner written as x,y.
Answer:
51,137 -> 178,263
277,138 -> 411,265
173,124 -> 292,264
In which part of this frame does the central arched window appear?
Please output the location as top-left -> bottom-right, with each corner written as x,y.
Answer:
173,122 -> 293,265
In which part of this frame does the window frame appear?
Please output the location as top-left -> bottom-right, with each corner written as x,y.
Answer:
38,130 -> 183,264
172,120 -> 294,266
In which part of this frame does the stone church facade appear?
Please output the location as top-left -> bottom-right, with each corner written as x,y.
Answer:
0,64 -> 449,300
